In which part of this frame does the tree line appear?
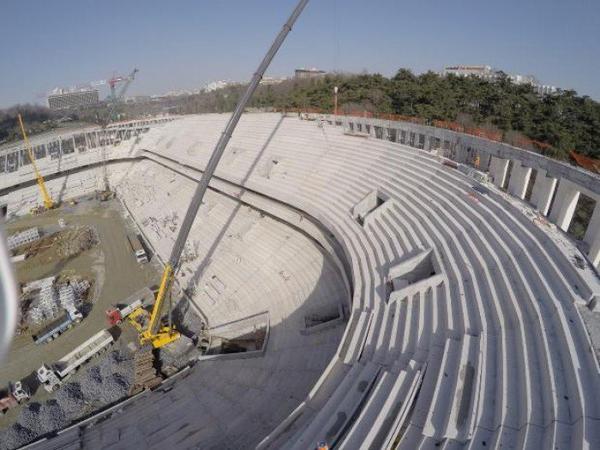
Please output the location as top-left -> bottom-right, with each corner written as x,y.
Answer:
249,70 -> 600,160
3,69 -> 599,161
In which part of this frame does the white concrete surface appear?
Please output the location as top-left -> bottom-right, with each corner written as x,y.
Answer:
530,168 -> 558,215
549,178 -> 581,231
507,162 -> 532,199
488,156 -> 509,188
2,113 -> 600,450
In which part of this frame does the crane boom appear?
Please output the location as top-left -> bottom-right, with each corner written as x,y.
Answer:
17,114 -> 54,210
140,0 -> 310,348
106,68 -> 138,124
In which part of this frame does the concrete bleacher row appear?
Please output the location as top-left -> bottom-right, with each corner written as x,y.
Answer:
2,112 -> 599,449
134,113 -> 600,449
3,156 -> 348,449
0,117 -> 175,193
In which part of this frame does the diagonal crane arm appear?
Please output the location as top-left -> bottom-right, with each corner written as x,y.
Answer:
140,0 -> 310,348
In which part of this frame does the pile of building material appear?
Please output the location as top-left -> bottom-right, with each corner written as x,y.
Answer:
55,226 -> 98,258
7,227 -> 40,252
130,346 -> 162,395
23,277 -> 90,328
57,279 -> 90,314
26,278 -> 60,326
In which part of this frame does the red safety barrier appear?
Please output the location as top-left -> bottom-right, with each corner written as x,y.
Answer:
570,151 -> 600,174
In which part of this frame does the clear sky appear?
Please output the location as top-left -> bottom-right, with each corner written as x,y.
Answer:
1,0 -> 599,108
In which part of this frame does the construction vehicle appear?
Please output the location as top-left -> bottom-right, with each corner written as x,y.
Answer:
54,330 -> 113,378
106,298 -> 143,326
127,233 -> 148,263
35,329 -> 113,393
33,308 -> 83,344
128,0 -> 310,349
9,381 -> 30,402
0,390 -> 18,415
105,287 -> 153,326
17,114 -> 54,210
36,364 -> 62,392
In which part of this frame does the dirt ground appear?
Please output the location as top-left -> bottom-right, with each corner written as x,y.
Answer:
0,197 -> 161,428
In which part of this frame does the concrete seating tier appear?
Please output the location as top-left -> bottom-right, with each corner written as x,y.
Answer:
2,113 -> 598,449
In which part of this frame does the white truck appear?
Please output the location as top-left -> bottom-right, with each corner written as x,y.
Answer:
36,330 -> 114,391
10,381 -> 30,402
127,233 -> 148,264
36,364 -> 62,393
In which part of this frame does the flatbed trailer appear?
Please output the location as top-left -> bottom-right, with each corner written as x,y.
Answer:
54,329 -> 114,379
33,310 -> 82,345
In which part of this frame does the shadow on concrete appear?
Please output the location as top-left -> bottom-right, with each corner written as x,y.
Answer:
183,115 -> 285,296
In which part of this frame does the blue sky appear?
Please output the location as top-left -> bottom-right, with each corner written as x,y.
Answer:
0,0 -> 599,108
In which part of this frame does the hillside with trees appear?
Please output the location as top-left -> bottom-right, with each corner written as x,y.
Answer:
249,70 -> 600,160
0,105 -> 59,145
4,69 -> 598,162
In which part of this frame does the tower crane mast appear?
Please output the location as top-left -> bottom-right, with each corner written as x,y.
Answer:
135,0 -> 310,348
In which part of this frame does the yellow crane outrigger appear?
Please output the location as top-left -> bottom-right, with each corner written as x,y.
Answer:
128,0 -> 309,349
17,114 -> 54,210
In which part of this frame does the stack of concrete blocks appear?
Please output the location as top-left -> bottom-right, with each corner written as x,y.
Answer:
28,278 -> 60,325
7,227 -> 40,251
58,285 -> 76,313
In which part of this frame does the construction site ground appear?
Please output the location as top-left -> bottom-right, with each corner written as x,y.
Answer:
0,196 -> 161,429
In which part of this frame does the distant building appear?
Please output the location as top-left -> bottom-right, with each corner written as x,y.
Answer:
534,84 -> 558,96
443,65 -> 557,96
509,73 -> 537,85
203,80 -> 231,93
295,68 -> 327,80
47,88 -> 99,110
443,65 -> 496,81
260,76 -> 288,86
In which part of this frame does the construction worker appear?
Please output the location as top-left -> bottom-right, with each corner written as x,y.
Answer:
316,441 -> 329,450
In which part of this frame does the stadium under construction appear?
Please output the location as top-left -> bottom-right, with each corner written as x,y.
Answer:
1,2 -> 600,450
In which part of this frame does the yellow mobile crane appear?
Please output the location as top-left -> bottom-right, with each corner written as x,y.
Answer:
17,114 -> 54,210
128,0 -> 310,349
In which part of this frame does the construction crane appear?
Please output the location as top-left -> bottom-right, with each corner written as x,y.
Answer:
106,68 -> 138,123
130,0 -> 310,349
17,114 -> 54,210
99,68 -> 139,194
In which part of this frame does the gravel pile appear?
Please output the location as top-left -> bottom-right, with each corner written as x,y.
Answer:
0,423 -> 36,450
54,382 -> 86,416
13,400 -> 67,437
0,350 -> 136,449
78,350 -> 133,405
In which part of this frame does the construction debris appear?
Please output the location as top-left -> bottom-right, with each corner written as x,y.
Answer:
21,276 -> 91,330
55,226 -> 98,258
21,225 -> 97,260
